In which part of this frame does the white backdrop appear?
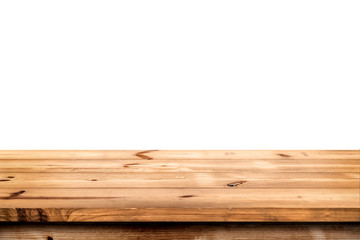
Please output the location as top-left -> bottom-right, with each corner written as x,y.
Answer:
0,1 -> 359,149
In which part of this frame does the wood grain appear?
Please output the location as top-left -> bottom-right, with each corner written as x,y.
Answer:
0,208 -> 359,222
0,188 -> 358,208
0,223 -> 359,240
1,158 -> 358,173
0,150 -> 357,160
0,150 -> 359,222
0,172 -> 358,189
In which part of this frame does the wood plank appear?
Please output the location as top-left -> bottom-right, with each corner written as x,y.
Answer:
0,208 -> 359,222
0,223 -> 359,240
0,150 -> 358,160
0,188 -> 358,208
0,150 -> 358,222
1,159 -> 358,173
0,172 -> 358,189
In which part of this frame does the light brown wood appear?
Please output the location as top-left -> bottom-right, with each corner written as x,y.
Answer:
0,172 -> 358,189
0,223 -> 359,240
0,150 -> 357,160
1,208 -> 359,222
1,158 -> 358,173
0,150 -> 359,222
0,188 -> 358,208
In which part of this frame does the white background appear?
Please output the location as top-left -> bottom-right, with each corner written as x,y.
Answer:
0,1 -> 359,149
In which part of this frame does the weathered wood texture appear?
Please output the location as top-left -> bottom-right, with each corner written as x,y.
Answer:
0,223 -> 359,240
0,150 -> 359,222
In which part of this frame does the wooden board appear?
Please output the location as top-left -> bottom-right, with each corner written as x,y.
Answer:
0,150 -> 359,222
0,223 -> 359,240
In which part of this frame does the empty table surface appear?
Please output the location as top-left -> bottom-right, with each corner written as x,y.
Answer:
0,150 -> 359,222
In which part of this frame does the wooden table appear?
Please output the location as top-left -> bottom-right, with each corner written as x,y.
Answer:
0,150 -> 359,239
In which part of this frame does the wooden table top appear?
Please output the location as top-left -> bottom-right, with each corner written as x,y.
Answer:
0,150 -> 359,222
